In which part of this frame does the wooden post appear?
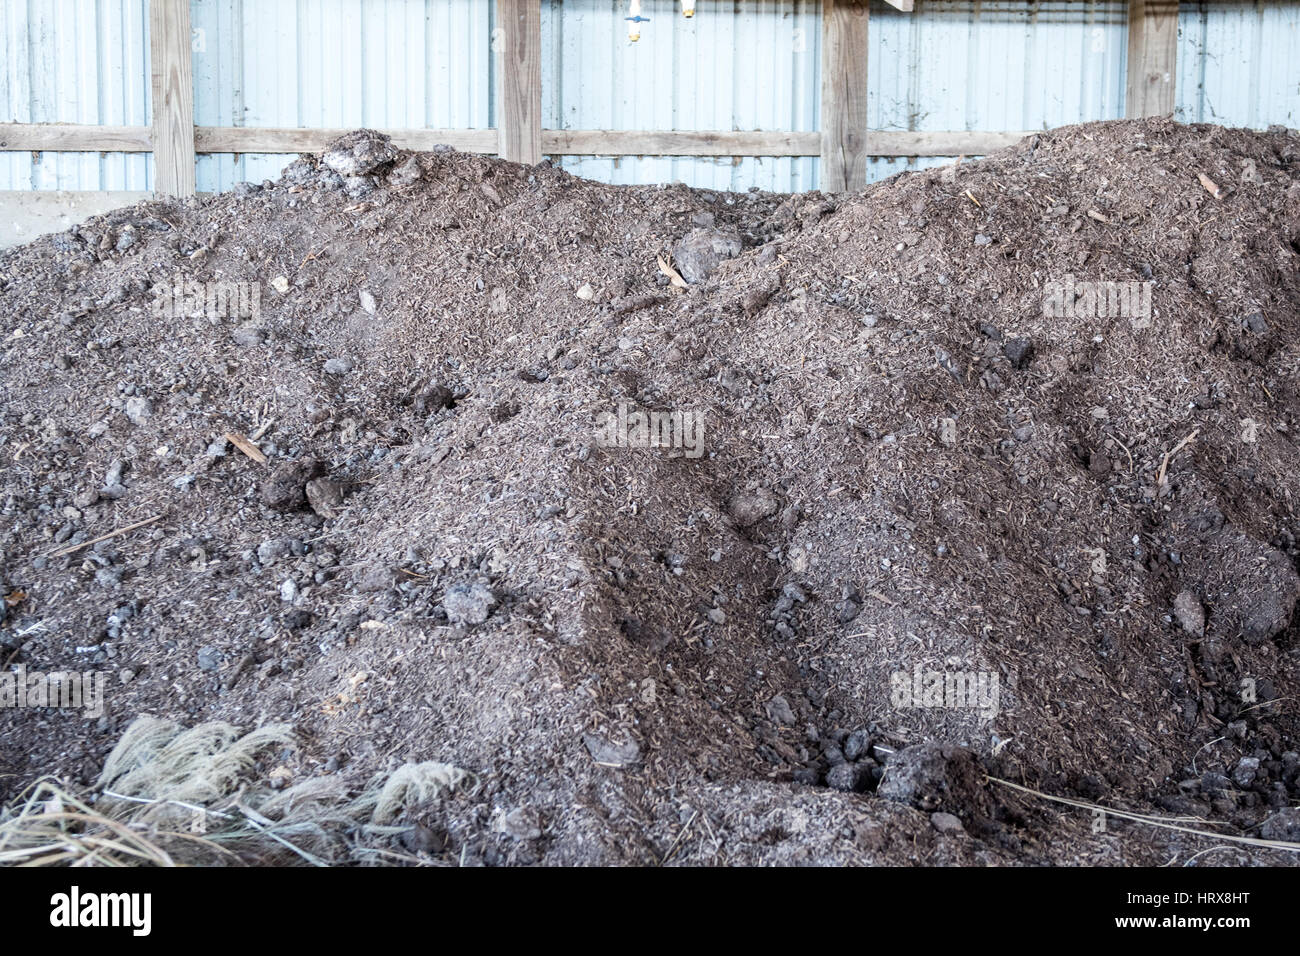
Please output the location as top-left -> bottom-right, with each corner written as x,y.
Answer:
498,0 -> 542,165
149,0 -> 196,197
1126,0 -> 1178,118
820,0 -> 870,193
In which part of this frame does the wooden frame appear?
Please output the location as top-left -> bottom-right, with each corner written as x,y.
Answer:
149,0 -> 196,197
0,1 -> 1180,198
498,0 -> 543,164
820,0 -> 871,192
1126,0 -> 1179,117
0,124 -> 1033,158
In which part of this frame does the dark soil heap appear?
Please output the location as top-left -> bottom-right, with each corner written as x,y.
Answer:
2,119 -> 1299,865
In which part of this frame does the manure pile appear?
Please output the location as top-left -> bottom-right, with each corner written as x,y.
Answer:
2,119 -> 1299,865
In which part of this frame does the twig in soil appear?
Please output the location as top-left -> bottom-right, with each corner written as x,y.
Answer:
1156,428 -> 1199,487
47,514 -> 163,558
1176,845 -> 1241,866
225,431 -> 268,464
353,846 -> 428,865
1197,172 -> 1224,200
660,809 -> 698,865
656,255 -> 688,290
611,293 -> 668,316
1236,696 -> 1295,716
964,189 -> 981,207
1110,435 -> 1135,473
225,652 -> 256,691
986,776 -> 1300,853
1189,736 -> 1227,775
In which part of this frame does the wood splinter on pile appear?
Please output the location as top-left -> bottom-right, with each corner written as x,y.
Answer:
656,254 -> 688,290
1197,172 -> 1225,200
47,514 -> 163,558
225,431 -> 268,464
1157,428 -> 1200,487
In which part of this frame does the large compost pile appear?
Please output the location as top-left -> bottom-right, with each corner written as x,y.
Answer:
2,119 -> 1298,865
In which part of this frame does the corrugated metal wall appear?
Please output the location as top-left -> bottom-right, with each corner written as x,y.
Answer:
2,0 -> 1298,194
1,0 -> 151,190
866,0 -> 1130,179
542,0 -> 822,192
1177,1 -> 1300,127
193,0 -> 496,190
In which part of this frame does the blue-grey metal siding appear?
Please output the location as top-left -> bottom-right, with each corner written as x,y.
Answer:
1,0 -> 1297,193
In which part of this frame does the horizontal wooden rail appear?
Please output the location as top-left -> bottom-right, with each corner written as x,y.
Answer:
543,129 -> 823,156
0,123 -> 1032,160
0,125 -> 153,152
195,127 -> 499,154
864,130 -> 1030,156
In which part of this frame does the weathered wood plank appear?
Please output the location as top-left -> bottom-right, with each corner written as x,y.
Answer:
0,124 -> 152,152
1,125 -> 1031,160
195,127 -> 499,154
498,0 -> 542,165
149,0 -> 196,196
820,0 -> 871,192
1126,0 -> 1179,118
5,125 -> 1029,158
864,130 -> 1031,156
541,130 -> 823,157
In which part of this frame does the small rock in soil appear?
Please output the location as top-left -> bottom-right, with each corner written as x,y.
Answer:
232,323 -> 266,347
1233,756 -> 1261,788
386,156 -> 422,188
1260,808 -> 1300,842
1173,590 -> 1205,635
413,382 -> 455,415
583,732 -> 641,768
765,695 -> 796,726
502,807 -> 542,841
442,580 -> 497,625
672,226 -> 742,284
727,488 -> 779,528
930,812 -> 966,834
320,129 -> 398,177
1002,337 -> 1034,369
843,729 -> 870,761
259,460 -> 326,511
1241,312 -> 1268,335
305,478 -> 346,519
826,761 -> 870,793
877,743 -> 990,817
124,396 -> 152,425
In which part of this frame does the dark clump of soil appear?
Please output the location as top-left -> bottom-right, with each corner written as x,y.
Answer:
2,120 -> 1299,865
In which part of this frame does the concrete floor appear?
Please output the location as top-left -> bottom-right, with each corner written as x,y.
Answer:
0,191 -> 153,250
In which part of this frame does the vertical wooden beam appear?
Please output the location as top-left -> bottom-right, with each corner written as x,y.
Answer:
149,0 -> 196,197
498,0 -> 542,165
1126,0 -> 1178,118
820,0 -> 870,193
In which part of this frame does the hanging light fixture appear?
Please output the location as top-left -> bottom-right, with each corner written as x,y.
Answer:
680,0 -> 696,17
626,0 -> 649,41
